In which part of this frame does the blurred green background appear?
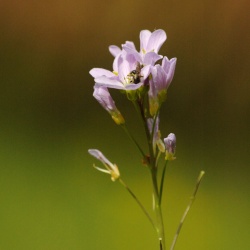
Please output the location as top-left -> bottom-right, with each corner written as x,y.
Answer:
0,0 -> 249,249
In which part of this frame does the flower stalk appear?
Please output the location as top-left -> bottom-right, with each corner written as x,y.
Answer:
170,171 -> 205,250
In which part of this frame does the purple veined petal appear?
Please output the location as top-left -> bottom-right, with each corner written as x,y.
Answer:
94,76 -> 125,90
149,66 -> 160,98
109,45 -> 121,57
143,52 -> 162,65
90,68 -> 115,78
140,30 -> 151,52
153,64 -> 170,90
155,65 -> 168,90
124,82 -> 143,90
146,29 -> 167,53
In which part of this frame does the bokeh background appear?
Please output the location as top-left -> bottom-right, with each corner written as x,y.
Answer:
1,0 -> 249,249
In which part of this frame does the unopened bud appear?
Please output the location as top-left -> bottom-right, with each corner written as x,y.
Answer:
164,133 -> 176,161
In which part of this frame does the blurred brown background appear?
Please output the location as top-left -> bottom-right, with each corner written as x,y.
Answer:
0,0 -> 249,249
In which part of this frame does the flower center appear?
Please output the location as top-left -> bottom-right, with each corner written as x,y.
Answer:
125,63 -> 142,85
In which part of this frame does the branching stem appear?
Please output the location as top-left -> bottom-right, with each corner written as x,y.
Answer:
119,178 -> 157,232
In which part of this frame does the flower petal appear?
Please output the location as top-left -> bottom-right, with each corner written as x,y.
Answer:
140,65 -> 151,80
90,68 -> 114,78
94,76 -> 125,90
109,45 -> 121,57
93,86 -> 117,112
122,42 -> 142,63
146,29 -> 167,53
140,30 -> 151,52
88,149 -> 113,167
165,58 -> 177,84
118,59 -> 131,82
122,41 -> 136,53
143,52 -> 162,65
152,64 -> 168,90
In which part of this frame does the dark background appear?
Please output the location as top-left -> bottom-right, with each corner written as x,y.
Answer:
0,0 -> 249,249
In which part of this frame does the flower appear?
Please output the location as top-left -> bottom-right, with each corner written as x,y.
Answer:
149,56 -> 177,116
164,133 -> 176,161
88,149 -> 120,181
89,29 -> 166,92
93,86 -> 125,125
122,29 -> 166,66
90,54 -> 150,91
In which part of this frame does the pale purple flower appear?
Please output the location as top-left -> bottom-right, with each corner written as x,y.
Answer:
93,86 -> 125,124
93,86 -> 117,112
148,56 -> 177,115
150,57 -> 177,94
89,29 -> 171,93
90,54 -> 150,90
88,149 -> 120,181
122,29 -> 166,66
164,133 -> 176,160
109,45 -> 122,57
140,29 -> 167,54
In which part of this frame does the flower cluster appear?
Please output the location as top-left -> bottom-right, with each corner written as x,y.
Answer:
89,29 -> 177,179
90,29 -> 176,117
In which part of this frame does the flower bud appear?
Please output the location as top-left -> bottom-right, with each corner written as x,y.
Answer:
164,133 -> 176,161
93,86 -> 125,125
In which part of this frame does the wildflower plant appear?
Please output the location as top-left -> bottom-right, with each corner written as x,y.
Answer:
88,29 -> 205,250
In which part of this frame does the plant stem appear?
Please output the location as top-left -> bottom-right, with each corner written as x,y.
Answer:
121,124 -> 146,160
135,100 -> 166,250
170,171 -> 205,250
159,160 -> 168,206
119,178 -> 157,231
151,170 -> 166,250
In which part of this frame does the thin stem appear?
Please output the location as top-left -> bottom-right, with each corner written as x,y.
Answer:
151,170 -> 166,250
119,178 -> 157,232
170,171 -> 205,250
134,99 -> 166,249
136,100 -> 154,165
159,160 -> 168,206
121,124 -> 146,160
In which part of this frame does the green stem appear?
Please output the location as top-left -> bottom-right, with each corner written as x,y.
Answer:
134,99 -> 166,249
119,178 -> 157,231
121,124 -> 146,160
170,171 -> 205,250
151,170 -> 166,250
137,100 -> 154,165
159,160 -> 168,206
